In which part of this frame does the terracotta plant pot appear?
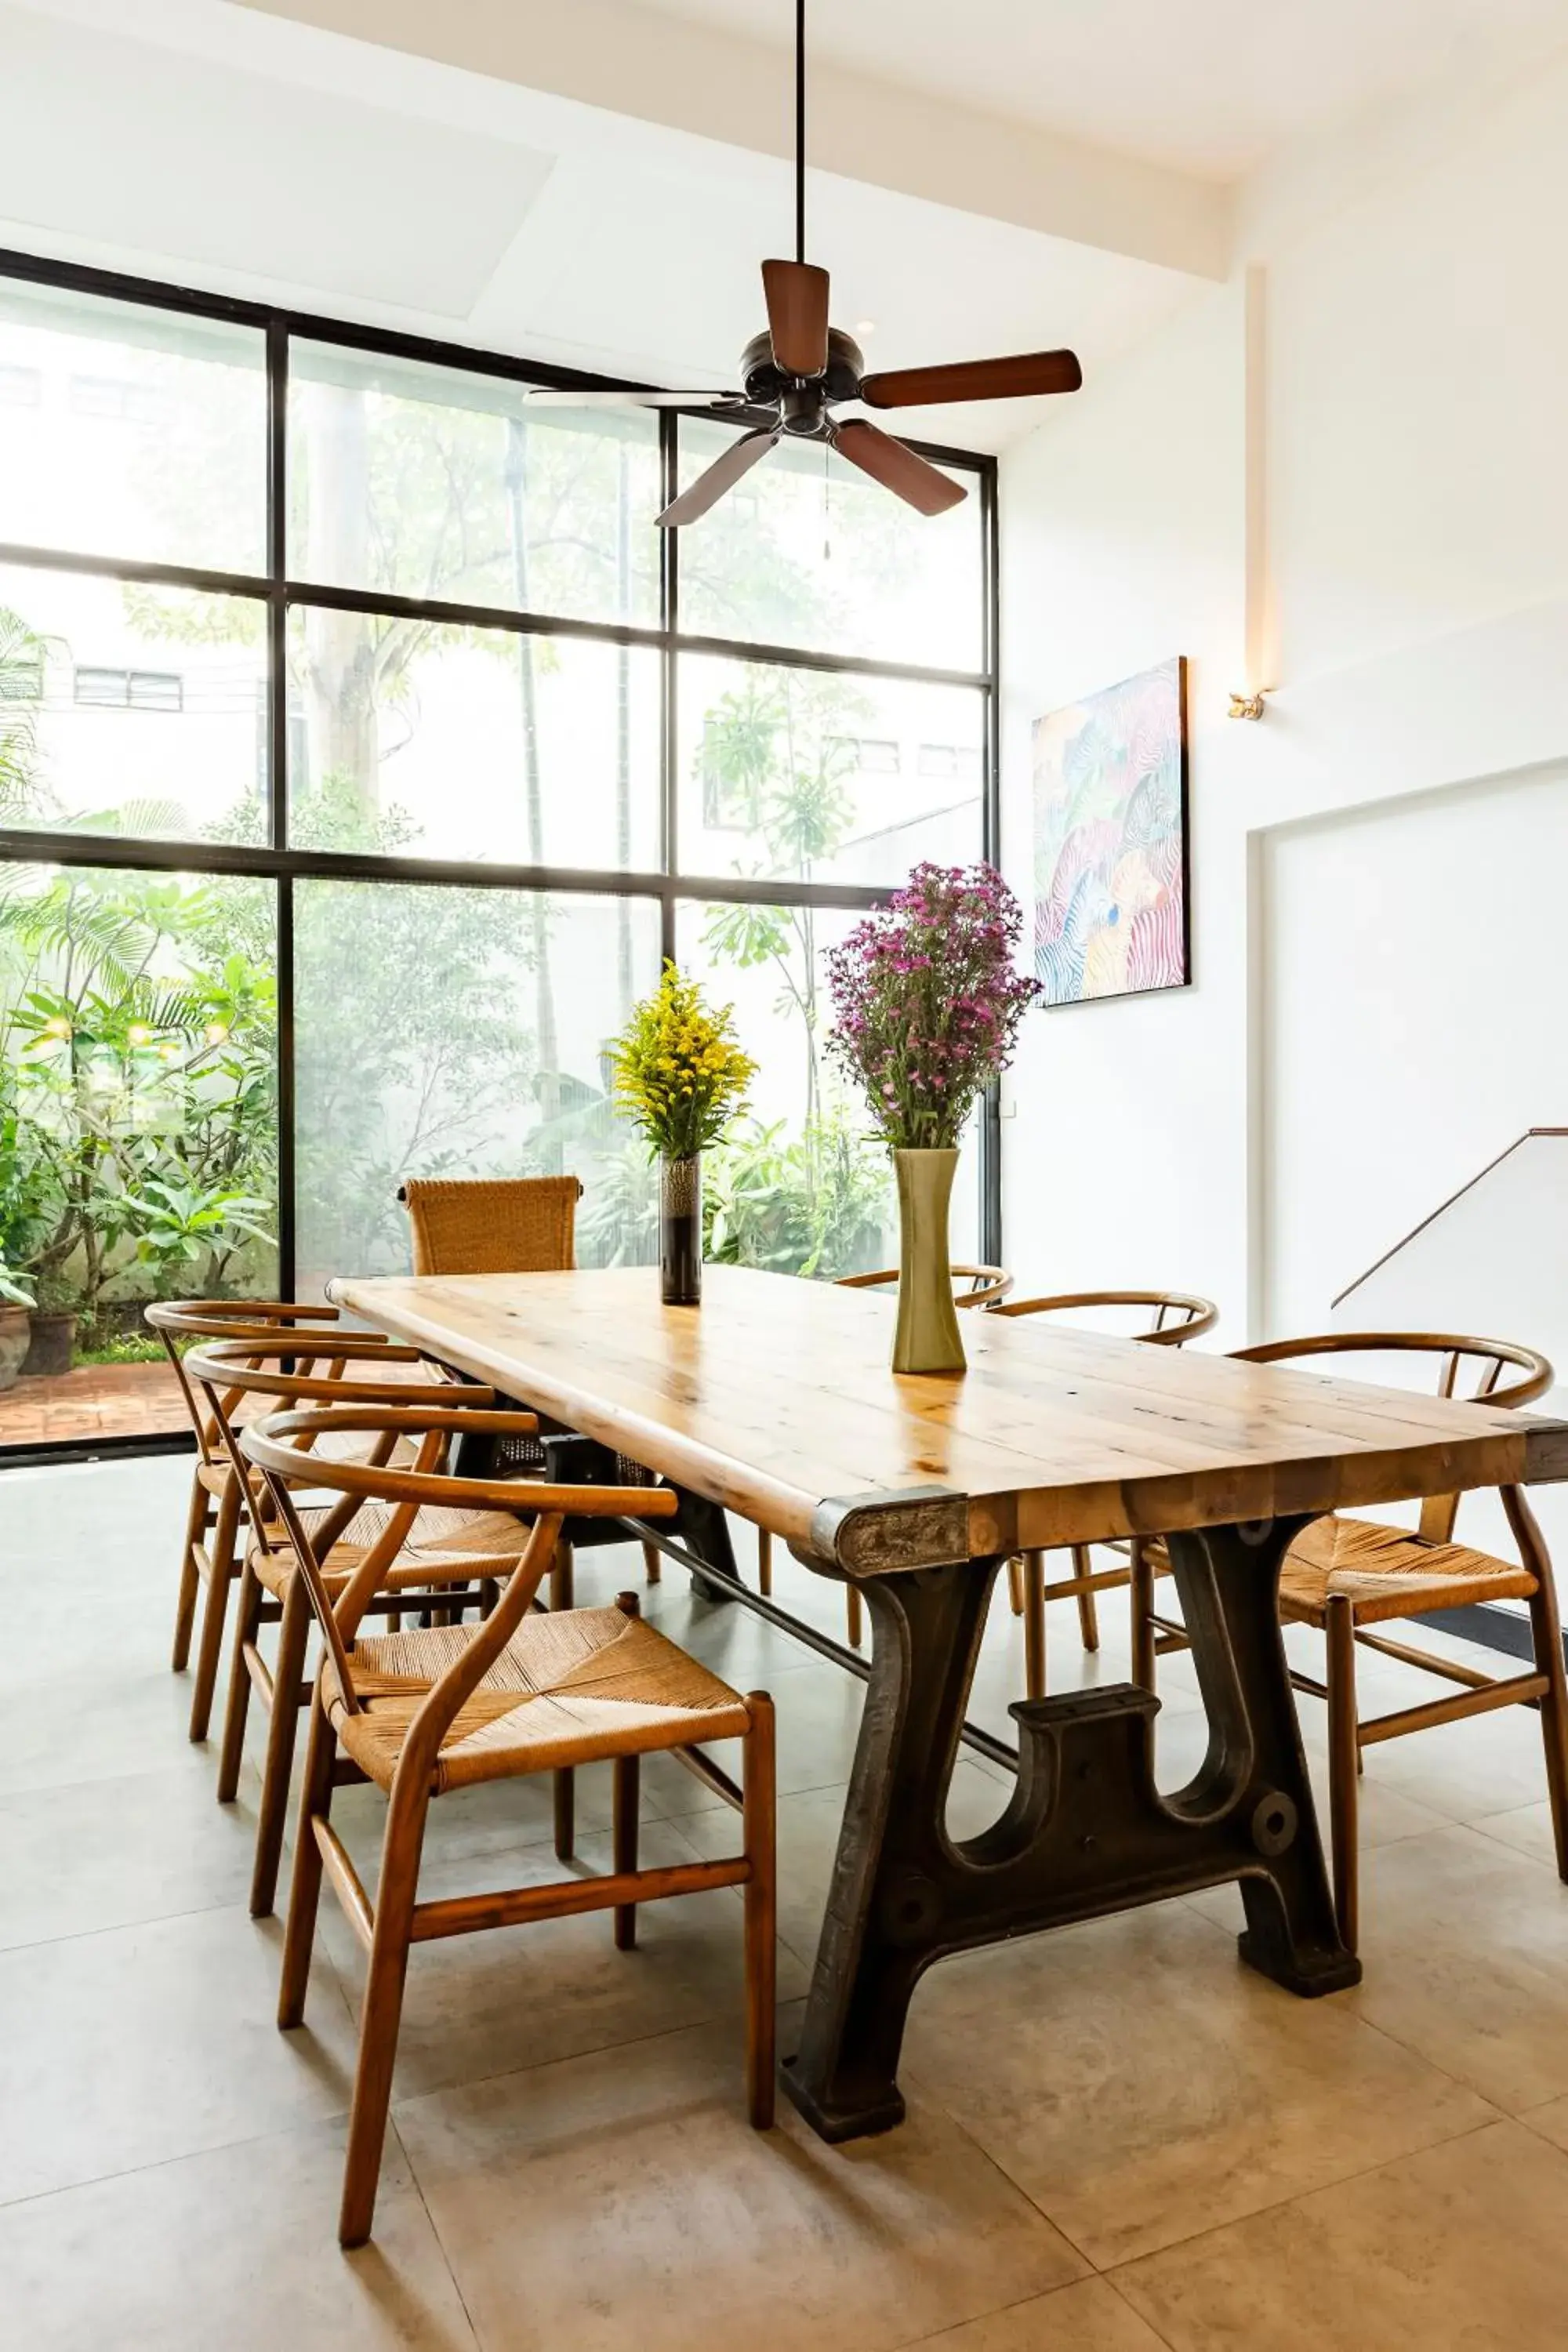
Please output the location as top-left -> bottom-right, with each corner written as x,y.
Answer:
23,1308 -> 77,1379
0,1302 -> 31,1391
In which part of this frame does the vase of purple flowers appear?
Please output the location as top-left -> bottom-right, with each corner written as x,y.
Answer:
826,862 -> 1039,1374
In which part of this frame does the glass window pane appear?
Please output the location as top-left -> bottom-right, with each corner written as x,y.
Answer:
1,563 -> 267,842
285,608 -> 659,867
288,343 -> 661,626
0,280 -> 266,574
676,419 -> 983,671
678,655 -> 985,887
294,880 -> 659,1288
680,900 -> 980,1276
0,863 -> 278,1448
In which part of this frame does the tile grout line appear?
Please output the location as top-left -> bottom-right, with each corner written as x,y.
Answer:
1096,2110 -> 1526,2312
387,2114 -> 485,2350
1098,2110 -> 1512,2285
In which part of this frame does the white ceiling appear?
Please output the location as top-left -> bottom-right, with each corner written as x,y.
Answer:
0,0 -> 1203,449
7,0 -> 1559,450
619,0 -> 1568,179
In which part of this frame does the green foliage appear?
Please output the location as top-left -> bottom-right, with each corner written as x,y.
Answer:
0,607 -> 45,822
0,856 -> 278,1340
575,1134 -> 659,1269
286,769 -> 541,1278
705,1105 -> 891,1279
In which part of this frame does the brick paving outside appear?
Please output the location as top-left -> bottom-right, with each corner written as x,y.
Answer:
0,1358 -> 186,1447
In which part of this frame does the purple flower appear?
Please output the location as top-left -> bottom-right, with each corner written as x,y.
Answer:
824,860 -> 1040,1152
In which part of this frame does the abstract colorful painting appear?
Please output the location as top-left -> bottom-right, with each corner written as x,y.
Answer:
1032,656 -> 1189,1006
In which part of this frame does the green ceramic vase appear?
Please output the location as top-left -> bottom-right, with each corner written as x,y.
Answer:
891,1147 -> 966,1376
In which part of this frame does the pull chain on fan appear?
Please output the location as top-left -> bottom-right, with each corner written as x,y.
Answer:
522,0 -> 1082,524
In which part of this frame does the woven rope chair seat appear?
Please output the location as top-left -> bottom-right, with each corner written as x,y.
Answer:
325,1606 -> 751,1793
1278,1515 -> 1538,1624
252,1499 -> 528,1602
1144,1515 -> 1538,1628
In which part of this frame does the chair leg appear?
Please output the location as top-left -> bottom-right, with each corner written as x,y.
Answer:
742,1691 -> 776,2129
1131,1540 -> 1156,1689
613,1589 -> 640,1949
250,1573 -> 312,1919
1512,1488 -> 1568,1882
844,1584 -> 864,1648
188,1475 -> 242,1744
278,1684 -> 336,2031
1023,1550 -> 1047,1701
1073,1545 -> 1101,1653
613,1755 -> 640,1950
641,1541 -> 662,1587
757,1527 -> 771,1598
216,1552 -> 263,1804
171,1472 -> 210,1672
339,1762 -> 431,2249
1324,1594 -> 1360,1954
1006,1555 -> 1023,1617
552,1539 -> 575,1860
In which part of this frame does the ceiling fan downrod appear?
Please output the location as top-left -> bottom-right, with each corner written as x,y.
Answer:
795,0 -> 807,267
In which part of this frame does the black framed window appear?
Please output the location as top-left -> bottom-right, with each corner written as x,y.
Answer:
0,245 -> 998,1458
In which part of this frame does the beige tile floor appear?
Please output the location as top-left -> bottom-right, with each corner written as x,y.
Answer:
5,1456 -> 1568,2347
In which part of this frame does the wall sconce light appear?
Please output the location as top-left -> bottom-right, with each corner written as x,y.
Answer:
1228,689 -> 1267,720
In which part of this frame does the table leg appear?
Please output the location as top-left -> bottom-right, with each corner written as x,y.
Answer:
784,1515 -> 1358,2144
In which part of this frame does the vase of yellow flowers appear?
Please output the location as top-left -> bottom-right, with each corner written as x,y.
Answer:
610,964 -> 757,1305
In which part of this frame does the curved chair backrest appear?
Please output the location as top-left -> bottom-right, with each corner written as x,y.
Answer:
989,1288 -> 1218,1345
836,1264 -> 1014,1311
241,1405 -> 679,1751
1230,1329 -> 1554,1542
399,1176 -> 583,1276
146,1298 -> 347,1463
184,1334 -> 471,1541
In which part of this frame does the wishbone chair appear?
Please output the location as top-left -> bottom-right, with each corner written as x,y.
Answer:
1137,1330 -> 1568,1950
243,1403 -> 776,2248
985,1288 -> 1218,1698
186,1335 -> 525,1918
147,1298 -> 347,1740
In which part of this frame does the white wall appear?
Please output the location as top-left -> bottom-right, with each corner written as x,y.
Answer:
999,281 -> 1250,1312
1000,45 -> 1568,1367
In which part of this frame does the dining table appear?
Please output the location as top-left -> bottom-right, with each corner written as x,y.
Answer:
330,1263 -> 1568,2144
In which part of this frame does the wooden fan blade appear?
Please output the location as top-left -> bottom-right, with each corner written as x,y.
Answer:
657,429 -> 782,528
858,350 -> 1082,408
762,258 -> 830,377
832,422 -> 967,517
521,388 -> 746,408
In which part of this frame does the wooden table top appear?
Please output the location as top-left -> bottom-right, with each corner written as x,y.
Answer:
332,1266 -> 1568,1574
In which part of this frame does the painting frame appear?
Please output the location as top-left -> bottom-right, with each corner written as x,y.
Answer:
1030,655 -> 1192,1011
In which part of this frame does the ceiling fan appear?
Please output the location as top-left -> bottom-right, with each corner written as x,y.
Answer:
521,1 -> 1083,526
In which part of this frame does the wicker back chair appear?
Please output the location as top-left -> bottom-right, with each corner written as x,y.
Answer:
1135,1329 -> 1568,1949
185,1336 -> 516,1918
984,1287 -> 1219,1697
398,1172 -> 666,1627
241,1403 -> 775,2247
146,1298 -> 347,1742
399,1174 -> 583,1276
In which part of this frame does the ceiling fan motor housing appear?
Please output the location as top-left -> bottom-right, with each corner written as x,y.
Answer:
741,326 -> 866,419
